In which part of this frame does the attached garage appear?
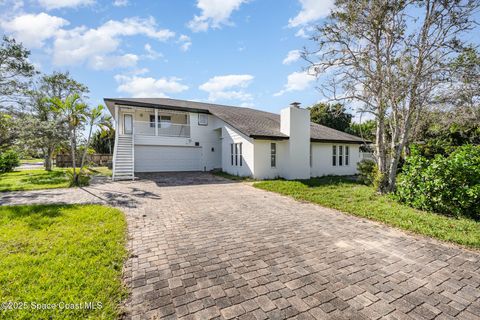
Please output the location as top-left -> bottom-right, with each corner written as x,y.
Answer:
134,145 -> 202,172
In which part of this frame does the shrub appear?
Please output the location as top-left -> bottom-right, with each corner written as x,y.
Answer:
66,168 -> 91,187
357,159 -> 377,185
0,149 -> 20,173
396,145 -> 480,219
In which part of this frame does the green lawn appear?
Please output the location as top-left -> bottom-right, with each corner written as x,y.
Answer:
0,167 -> 112,192
0,204 -> 127,320
0,169 -> 69,192
20,158 -> 44,164
254,177 -> 480,248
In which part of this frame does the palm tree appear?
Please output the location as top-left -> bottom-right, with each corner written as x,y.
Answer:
79,104 -> 105,176
48,94 -> 87,185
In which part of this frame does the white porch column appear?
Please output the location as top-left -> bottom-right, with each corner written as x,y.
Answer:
154,109 -> 158,136
115,105 -> 119,133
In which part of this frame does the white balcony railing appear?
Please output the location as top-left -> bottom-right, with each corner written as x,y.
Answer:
134,121 -> 190,137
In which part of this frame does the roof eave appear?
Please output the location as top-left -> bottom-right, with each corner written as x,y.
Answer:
250,135 -> 289,140
310,138 -> 366,144
103,98 -> 210,114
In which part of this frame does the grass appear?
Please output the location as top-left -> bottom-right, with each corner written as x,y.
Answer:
254,176 -> 480,249
0,204 -> 127,320
19,158 -> 43,164
0,169 -> 69,192
213,171 -> 256,181
88,167 -> 112,177
0,167 -> 112,192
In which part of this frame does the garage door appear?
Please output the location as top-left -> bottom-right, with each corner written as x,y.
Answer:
134,146 -> 202,172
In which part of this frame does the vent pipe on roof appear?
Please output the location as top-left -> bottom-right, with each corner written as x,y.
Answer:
290,102 -> 301,108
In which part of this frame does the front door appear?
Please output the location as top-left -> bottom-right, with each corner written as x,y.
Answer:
124,114 -> 133,134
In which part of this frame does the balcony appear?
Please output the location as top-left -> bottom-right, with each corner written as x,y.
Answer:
134,121 -> 190,138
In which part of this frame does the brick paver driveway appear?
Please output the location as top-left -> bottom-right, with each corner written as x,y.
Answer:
1,172 -> 479,320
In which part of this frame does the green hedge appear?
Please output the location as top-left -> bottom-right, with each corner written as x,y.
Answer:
396,145 -> 480,219
0,149 -> 20,173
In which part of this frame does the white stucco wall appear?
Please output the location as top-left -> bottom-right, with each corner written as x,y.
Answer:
280,106 -> 311,179
118,107 -> 223,172
252,140 -> 287,179
310,142 -> 361,177
189,113 -> 223,171
221,126 -> 254,177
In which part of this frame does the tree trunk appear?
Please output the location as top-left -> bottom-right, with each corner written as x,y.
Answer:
375,108 -> 389,193
79,122 -> 94,176
44,146 -> 54,171
71,127 -> 77,185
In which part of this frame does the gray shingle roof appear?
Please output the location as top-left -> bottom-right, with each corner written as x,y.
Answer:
104,97 -> 365,143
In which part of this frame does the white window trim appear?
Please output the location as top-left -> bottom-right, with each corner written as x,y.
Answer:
198,114 -> 208,126
271,143 -> 276,168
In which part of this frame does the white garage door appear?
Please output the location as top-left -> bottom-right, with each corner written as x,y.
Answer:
134,146 -> 202,172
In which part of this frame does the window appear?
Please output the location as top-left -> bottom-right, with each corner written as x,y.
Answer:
271,143 -> 276,167
239,143 -> 243,166
339,146 -> 343,166
235,143 -> 238,166
230,143 -> 242,166
310,144 -> 313,167
149,114 -> 155,128
332,145 -> 337,166
149,115 -> 171,128
159,115 -> 171,128
345,146 -> 350,166
198,114 -> 208,126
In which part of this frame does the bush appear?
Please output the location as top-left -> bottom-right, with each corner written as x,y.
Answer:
66,168 -> 91,187
0,149 -> 20,173
396,145 -> 480,219
357,159 -> 377,185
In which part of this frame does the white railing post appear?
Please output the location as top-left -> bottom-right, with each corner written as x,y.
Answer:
154,109 -> 158,136
112,105 -> 119,181
131,124 -> 135,180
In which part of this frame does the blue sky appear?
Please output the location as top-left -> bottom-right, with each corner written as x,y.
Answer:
0,0 -> 334,115
1,0 -> 478,119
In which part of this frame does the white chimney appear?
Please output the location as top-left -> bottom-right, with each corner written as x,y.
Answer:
280,102 -> 310,179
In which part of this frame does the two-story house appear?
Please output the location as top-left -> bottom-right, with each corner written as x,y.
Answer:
104,98 -> 365,181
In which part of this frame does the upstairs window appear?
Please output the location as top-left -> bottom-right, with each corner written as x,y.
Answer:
332,145 -> 337,166
159,115 -> 171,128
198,114 -> 208,126
149,115 -> 171,128
271,143 -> 276,167
149,114 -> 156,128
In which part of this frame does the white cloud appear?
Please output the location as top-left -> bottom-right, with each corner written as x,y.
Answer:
90,54 -> 138,70
38,0 -> 94,10
144,43 -> 162,59
188,0 -> 248,32
274,71 -> 315,96
115,74 -> 189,97
282,50 -> 301,65
289,0 -> 334,27
53,17 -> 174,67
1,12 -> 68,48
199,74 -> 253,101
177,34 -> 192,52
113,0 -> 128,6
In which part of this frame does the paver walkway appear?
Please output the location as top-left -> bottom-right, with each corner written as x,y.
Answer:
1,172 -> 479,320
